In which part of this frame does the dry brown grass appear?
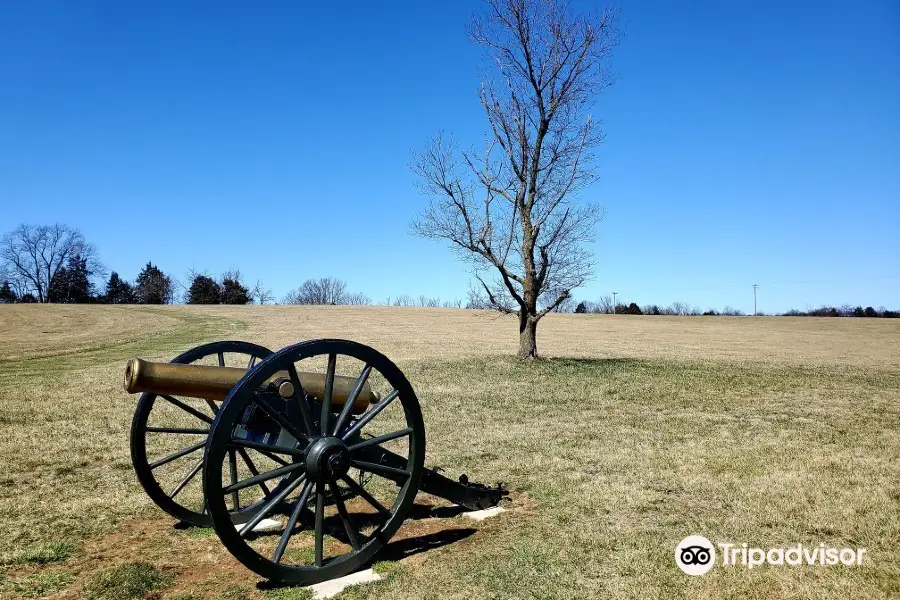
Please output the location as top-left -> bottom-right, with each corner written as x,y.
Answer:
0,305 -> 898,599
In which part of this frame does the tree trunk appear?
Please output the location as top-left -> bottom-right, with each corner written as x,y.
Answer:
517,312 -> 538,359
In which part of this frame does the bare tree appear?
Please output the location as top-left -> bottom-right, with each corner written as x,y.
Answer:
251,280 -> 274,305
596,294 -> 613,314
283,277 -> 349,305
0,224 -> 104,303
344,291 -> 371,305
392,294 -> 415,307
412,0 -> 617,358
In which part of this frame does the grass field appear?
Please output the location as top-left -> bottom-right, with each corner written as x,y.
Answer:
0,305 -> 898,599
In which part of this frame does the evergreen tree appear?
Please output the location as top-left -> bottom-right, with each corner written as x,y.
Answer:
47,264 -> 70,302
46,254 -> 92,303
0,280 -> 16,303
221,277 -> 251,305
135,262 -> 172,304
187,274 -> 221,304
105,272 -> 136,304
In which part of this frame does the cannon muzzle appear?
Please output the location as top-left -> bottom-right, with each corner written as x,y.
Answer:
124,358 -> 375,413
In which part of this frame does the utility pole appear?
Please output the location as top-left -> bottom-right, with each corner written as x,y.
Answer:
612,291 -> 618,314
752,284 -> 758,316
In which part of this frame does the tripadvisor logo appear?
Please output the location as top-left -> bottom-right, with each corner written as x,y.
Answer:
676,535 -> 716,575
675,536 -> 867,576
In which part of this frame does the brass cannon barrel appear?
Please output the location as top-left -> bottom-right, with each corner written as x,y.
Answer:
123,358 -> 375,413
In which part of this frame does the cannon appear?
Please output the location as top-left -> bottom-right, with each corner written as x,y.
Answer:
126,339 -> 507,585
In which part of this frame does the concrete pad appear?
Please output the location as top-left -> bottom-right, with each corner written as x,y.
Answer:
307,568 -> 382,599
251,518 -> 283,534
462,506 -> 506,520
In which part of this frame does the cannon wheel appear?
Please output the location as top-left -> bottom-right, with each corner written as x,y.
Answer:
203,339 -> 426,585
130,340 -> 278,527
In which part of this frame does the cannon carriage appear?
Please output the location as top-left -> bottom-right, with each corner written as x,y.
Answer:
125,339 -> 506,585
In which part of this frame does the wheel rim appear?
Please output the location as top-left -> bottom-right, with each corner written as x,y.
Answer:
203,339 -> 426,584
130,340 -> 279,526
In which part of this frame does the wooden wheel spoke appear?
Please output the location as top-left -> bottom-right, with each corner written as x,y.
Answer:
314,481 -> 326,567
272,480 -> 315,562
333,365 -> 372,436
348,428 -> 413,452
252,395 -> 307,444
351,460 -> 409,481
228,437 -> 305,458
320,354 -> 337,435
340,475 -> 390,516
150,440 -> 205,470
145,426 -> 209,435
330,478 -> 361,551
239,475 -> 307,537
229,449 -> 240,509
288,364 -> 315,437
340,390 -> 399,441
236,448 -> 272,498
222,462 -> 305,495
169,458 -> 203,498
159,394 -> 213,424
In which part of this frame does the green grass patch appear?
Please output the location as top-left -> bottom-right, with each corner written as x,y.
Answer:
0,541 -> 74,566
178,526 -> 216,539
262,585 -> 314,600
83,562 -> 173,600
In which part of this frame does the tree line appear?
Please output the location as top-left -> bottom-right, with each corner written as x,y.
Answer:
0,223 -> 271,305
1,223 -> 896,316
571,296 -> 899,318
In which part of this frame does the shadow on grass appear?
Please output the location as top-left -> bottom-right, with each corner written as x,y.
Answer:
370,526 -> 476,563
256,527 -> 476,591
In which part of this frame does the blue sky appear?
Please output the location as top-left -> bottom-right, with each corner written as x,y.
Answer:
1,0 -> 897,312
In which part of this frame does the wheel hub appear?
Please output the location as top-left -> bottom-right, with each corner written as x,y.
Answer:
306,437 -> 351,480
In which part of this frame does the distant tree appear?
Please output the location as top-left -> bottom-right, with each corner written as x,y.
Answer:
412,0 -> 618,358
883,310 -> 899,318
0,280 -> 16,303
597,295 -> 614,314
221,277 -> 251,305
863,306 -> 877,318
135,262 -> 173,304
283,277 -> 349,305
416,295 -> 441,308
187,274 -> 222,304
47,254 -> 93,303
104,272 -> 136,304
47,264 -> 70,303
0,224 -> 103,302
392,294 -> 416,307
575,301 -> 587,313
344,291 -> 371,305
624,302 -> 642,315
251,280 -> 274,305
20,293 -> 38,303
